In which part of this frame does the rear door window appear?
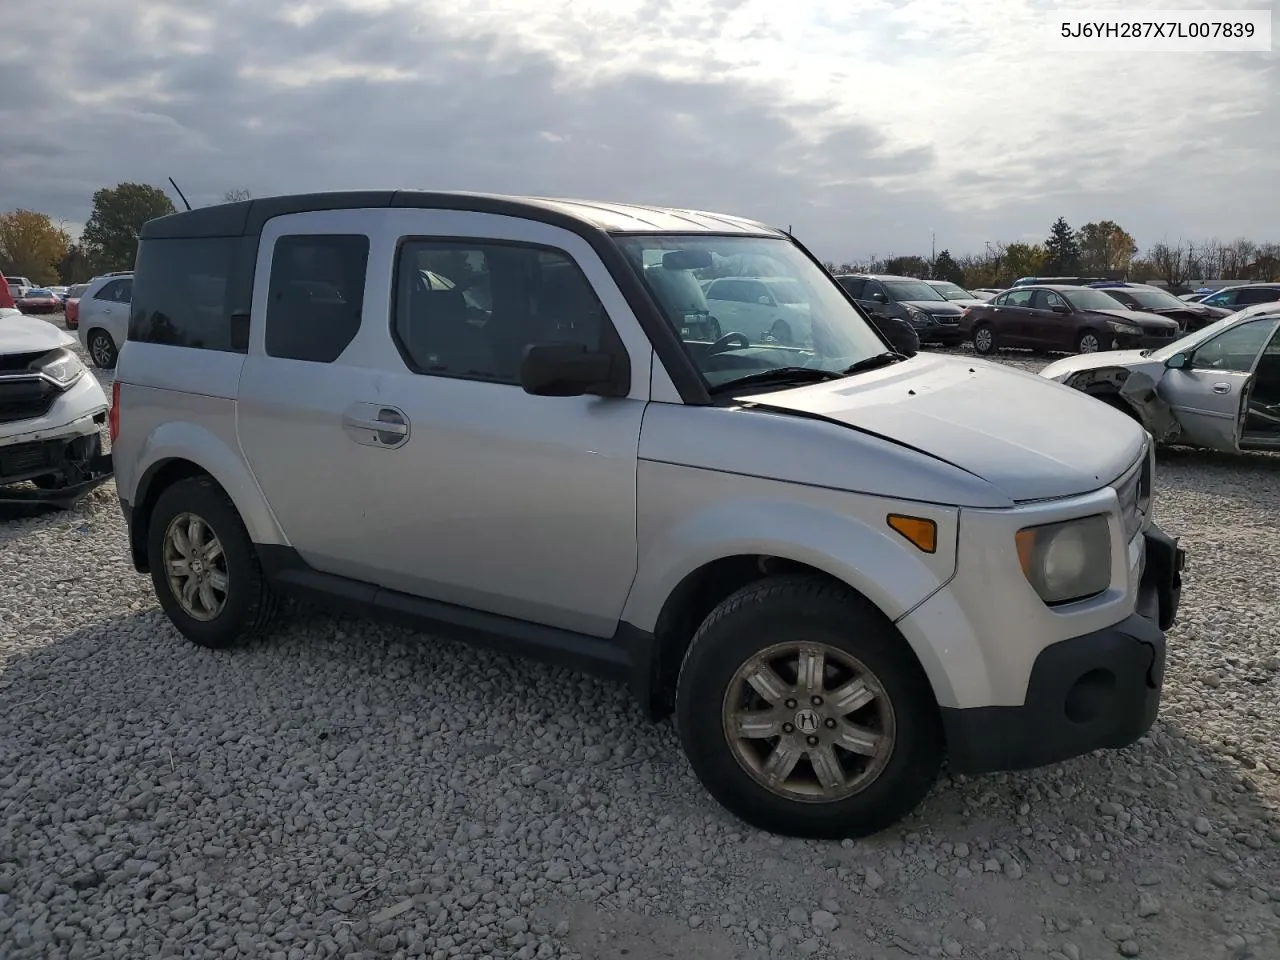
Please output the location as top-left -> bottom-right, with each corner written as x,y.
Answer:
264,235 -> 370,363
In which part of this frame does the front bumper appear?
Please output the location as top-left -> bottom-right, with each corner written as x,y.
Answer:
941,523 -> 1184,774
916,323 -> 965,346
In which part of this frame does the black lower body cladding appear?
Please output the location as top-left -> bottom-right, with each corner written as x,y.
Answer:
941,523 -> 1184,774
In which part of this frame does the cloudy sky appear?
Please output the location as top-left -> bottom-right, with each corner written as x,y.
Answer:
3,0 -> 1276,261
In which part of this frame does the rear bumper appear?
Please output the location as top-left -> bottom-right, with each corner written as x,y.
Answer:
941,523 -> 1184,774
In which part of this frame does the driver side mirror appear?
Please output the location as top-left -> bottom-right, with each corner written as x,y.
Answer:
757,295 -> 771,306
871,292 -> 888,303
519,343 -> 623,397
1165,352 -> 1190,370
1051,304 -> 1070,314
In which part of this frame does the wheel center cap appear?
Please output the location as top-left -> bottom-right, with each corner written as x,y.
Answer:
191,560 -> 203,575
793,708 -> 821,734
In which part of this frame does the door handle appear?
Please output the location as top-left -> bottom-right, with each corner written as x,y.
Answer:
342,405 -> 410,447
1212,382 -> 1232,394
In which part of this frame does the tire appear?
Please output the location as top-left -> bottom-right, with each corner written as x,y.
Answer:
972,322 -> 997,355
674,575 -> 944,839
1076,330 -> 1103,354
87,329 -> 118,369
767,319 -> 793,345
1098,392 -> 1143,425
146,476 -> 279,649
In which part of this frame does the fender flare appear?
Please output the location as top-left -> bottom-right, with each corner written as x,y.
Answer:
133,420 -> 286,548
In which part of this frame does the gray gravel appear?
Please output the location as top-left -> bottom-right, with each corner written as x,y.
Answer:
2,332 -> 1279,959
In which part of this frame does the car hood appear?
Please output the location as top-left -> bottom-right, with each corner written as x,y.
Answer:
1096,308 -> 1179,330
948,298 -> 988,308
737,353 -> 1146,502
903,300 -> 964,316
0,314 -> 74,354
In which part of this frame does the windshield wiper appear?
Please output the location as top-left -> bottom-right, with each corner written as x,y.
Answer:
708,366 -> 845,395
841,352 -> 906,375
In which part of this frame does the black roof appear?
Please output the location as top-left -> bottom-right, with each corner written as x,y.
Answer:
140,191 -> 781,241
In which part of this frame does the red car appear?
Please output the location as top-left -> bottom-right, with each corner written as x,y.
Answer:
15,287 -> 61,314
0,277 -> 13,310
63,282 -> 89,329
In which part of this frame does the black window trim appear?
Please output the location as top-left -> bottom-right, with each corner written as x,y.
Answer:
264,232 -> 371,364
388,234 -> 632,395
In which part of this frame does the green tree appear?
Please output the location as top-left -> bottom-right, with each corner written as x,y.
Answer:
1001,242 -> 1048,284
883,254 -> 929,277
1077,220 -> 1137,274
0,209 -> 70,284
81,182 -> 176,271
1043,217 -> 1080,274
56,241 -> 98,284
932,249 -> 964,285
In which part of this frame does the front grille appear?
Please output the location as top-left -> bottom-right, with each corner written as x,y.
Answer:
1112,448 -> 1152,542
0,351 -> 44,372
0,439 -> 59,477
0,377 -> 58,424
932,315 -> 960,325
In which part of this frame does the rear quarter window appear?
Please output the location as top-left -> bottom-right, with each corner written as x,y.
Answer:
130,237 -> 253,352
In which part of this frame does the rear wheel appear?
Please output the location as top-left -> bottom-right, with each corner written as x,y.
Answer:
675,576 -> 943,839
87,329 -> 118,369
972,323 -> 997,355
147,477 -> 279,649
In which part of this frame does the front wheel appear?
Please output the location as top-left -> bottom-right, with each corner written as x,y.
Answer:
147,477 -> 279,649
675,576 -> 943,839
767,319 -> 793,345
1076,330 -> 1103,354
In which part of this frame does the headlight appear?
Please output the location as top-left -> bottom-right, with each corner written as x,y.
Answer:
906,306 -> 931,327
34,347 -> 86,387
1105,320 -> 1142,335
1015,514 -> 1111,604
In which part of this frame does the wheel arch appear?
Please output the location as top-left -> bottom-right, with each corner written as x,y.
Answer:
126,426 -> 285,572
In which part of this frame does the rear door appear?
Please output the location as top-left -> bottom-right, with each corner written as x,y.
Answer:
990,288 -> 1035,345
1160,317 -> 1279,451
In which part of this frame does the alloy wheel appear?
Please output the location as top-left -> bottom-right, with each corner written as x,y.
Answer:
163,512 -> 229,621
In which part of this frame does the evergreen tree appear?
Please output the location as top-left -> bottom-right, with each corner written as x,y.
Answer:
1044,217 -> 1081,274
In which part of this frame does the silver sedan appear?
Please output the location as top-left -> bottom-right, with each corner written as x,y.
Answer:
1038,303 -> 1280,454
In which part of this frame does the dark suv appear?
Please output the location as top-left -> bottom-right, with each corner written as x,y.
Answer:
1198,283 -> 1280,312
834,274 -> 965,346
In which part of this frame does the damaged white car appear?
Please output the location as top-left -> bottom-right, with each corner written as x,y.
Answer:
1040,303 -> 1280,453
1,313 -> 112,507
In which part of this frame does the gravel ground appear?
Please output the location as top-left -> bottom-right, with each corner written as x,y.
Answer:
2,329 -> 1279,960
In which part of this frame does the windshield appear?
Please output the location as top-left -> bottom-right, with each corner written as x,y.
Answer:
1118,287 -> 1185,310
616,235 -> 887,390
884,280 -> 945,302
764,279 -> 807,304
1063,288 -> 1127,312
931,282 -> 972,301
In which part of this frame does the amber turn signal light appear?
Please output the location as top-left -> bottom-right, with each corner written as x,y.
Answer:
887,514 -> 937,554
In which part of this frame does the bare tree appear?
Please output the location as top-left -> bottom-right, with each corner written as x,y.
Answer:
1147,240 -> 1189,286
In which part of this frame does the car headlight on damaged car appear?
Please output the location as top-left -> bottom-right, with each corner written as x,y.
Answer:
33,347 -> 86,387
1105,320 -> 1142,336
1016,514 -> 1111,605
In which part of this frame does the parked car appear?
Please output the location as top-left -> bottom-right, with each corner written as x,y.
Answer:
112,190 -> 1183,840
834,274 -> 965,346
76,272 -> 133,368
1196,283 -> 1280,312
15,288 -> 61,314
701,275 -> 811,346
1088,282 -> 1232,333
924,280 -> 987,309
63,283 -> 90,330
970,287 -> 1004,300
1040,303 -> 1280,453
0,277 -> 14,311
4,276 -> 33,299
1010,276 -> 1112,287
966,285 -> 1180,356
0,313 -> 112,506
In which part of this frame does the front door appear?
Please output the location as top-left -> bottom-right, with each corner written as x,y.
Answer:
1029,289 -> 1075,351
1160,317 -> 1279,451
238,208 -> 652,639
